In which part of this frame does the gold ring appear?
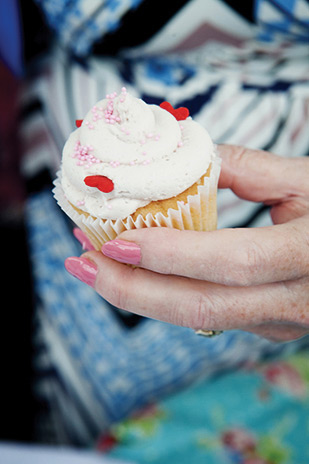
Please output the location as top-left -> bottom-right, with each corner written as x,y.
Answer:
195,329 -> 223,337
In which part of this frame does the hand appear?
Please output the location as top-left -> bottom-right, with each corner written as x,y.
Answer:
65,145 -> 309,342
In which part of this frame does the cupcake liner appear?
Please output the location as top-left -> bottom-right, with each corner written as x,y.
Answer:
53,157 -> 221,250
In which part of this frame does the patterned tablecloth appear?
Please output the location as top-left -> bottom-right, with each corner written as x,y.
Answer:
102,350 -> 309,464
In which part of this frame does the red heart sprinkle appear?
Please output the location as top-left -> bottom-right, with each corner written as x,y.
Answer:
84,175 -> 114,193
159,101 -> 189,121
76,119 -> 83,127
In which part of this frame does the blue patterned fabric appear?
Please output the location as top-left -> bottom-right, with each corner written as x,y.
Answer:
35,0 -> 145,56
34,0 -> 309,59
255,0 -> 309,42
106,350 -> 309,464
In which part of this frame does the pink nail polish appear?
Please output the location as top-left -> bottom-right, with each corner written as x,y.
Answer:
73,228 -> 95,251
102,239 -> 141,265
65,257 -> 97,288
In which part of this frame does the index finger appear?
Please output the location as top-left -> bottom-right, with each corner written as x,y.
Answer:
102,217 -> 309,286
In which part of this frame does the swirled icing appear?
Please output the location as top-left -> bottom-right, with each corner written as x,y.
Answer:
61,89 -> 214,220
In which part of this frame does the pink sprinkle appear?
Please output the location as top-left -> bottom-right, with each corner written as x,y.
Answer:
142,151 -> 147,156
155,135 -> 160,141
72,142 -> 101,166
178,141 -> 183,147
110,160 -> 120,167
146,132 -> 153,138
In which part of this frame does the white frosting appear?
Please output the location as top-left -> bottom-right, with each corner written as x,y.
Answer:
61,90 -> 214,220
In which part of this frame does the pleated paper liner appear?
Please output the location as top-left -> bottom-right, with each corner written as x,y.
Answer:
53,158 -> 221,251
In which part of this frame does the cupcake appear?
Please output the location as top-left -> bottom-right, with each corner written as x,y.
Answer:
53,88 -> 220,250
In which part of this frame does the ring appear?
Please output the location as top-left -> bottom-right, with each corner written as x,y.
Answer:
195,329 -> 223,337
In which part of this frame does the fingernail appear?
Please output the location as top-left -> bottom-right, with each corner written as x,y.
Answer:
65,256 -> 97,288
73,228 -> 95,251
101,239 -> 141,265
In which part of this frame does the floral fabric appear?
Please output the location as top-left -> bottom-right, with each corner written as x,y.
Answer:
101,351 -> 309,464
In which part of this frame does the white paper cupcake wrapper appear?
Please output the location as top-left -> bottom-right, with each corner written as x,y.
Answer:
53,157 -> 221,250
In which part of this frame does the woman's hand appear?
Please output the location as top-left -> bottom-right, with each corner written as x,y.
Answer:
66,145 -> 309,342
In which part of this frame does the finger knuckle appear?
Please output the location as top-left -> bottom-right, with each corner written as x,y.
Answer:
160,231 -> 180,275
187,292 -> 217,330
108,282 -> 129,310
225,240 -> 265,286
227,145 -> 248,167
144,228 -> 180,275
276,279 -> 309,327
102,267 -> 134,310
245,241 -> 267,282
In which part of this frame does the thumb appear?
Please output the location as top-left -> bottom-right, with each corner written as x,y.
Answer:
217,144 -> 309,205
